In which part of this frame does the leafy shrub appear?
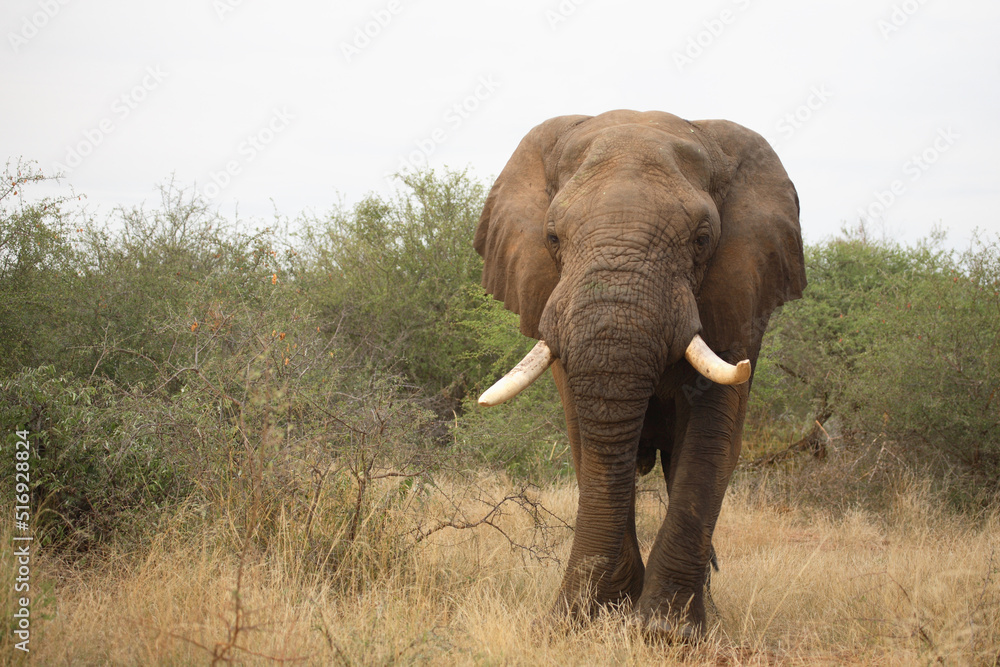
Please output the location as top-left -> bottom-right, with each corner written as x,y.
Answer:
0,160 -> 80,376
0,167 -> 448,551
0,366 -> 191,548
297,169 -> 488,393
842,233 -> 1000,490
453,287 -> 571,481
755,226 -> 1000,501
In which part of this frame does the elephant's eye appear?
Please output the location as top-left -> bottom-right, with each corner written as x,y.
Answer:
695,233 -> 710,249
547,233 -> 560,247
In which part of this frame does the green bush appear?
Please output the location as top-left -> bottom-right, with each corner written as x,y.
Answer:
453,288 -> 570,481
0,366 -> 190,548
0,166 -> 499,551
297,169 -> 489,393
755,227 -> 1000,500
842,233 -> 1000,487
0,161 -> 80,376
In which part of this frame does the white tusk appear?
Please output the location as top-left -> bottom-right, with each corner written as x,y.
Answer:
684,334 -> 751,385
478,340 -> 554,407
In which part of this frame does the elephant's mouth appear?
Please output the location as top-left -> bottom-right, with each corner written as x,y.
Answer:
477,335 -> 750,407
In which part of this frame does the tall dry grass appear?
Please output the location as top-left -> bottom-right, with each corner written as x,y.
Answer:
12,471 -> 1000,666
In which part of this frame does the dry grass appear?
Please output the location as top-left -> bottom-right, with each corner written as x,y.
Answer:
12,472 -> 1000,666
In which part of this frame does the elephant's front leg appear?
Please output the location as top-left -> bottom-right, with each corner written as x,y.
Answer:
556,440 -> 645,617
637,378 -> 747,637
551,361 -> 645,617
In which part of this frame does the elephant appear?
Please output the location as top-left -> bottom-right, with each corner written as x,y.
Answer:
473,110 -> 806,638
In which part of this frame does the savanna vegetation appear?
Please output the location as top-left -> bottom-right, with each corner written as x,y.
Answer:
1,159 -> 998,664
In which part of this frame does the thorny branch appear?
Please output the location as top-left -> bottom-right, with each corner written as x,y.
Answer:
410,481 -> 573,565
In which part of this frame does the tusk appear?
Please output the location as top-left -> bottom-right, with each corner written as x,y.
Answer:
478,340 -> 554,407
685,334 -> 751,385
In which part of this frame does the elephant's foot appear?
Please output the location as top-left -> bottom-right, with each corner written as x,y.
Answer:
549,562 -> 645,625
637,546 -> 719,642
634,612 -> 699,644
635,588 -> 707,643
548,587 -> 634,625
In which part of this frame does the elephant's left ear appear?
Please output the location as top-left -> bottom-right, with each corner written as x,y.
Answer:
692,120 -> 807,356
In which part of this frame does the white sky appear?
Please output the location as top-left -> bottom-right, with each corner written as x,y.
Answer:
3,0 -> 998,248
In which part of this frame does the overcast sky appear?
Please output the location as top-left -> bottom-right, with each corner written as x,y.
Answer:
3,0 -> 998,248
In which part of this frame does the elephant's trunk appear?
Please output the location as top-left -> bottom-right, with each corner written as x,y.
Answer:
555,347 -> 655,612
557,412 -> 645,612
547,278 -> 683,612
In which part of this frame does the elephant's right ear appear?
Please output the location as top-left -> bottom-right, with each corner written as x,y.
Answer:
474,115 -> 589,338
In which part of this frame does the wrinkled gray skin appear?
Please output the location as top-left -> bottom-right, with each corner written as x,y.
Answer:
474,111 -> 806,638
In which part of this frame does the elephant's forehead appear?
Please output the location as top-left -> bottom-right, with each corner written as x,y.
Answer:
553,144 -> 711,218
555,123 -> 712,196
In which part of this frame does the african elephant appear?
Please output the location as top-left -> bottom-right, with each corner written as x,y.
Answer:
474,110 -> 805,638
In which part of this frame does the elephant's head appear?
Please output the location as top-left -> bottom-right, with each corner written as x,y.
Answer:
474,110 -> 805,635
